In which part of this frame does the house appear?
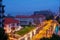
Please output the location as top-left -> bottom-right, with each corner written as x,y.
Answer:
16,15 -> 34,26
34,10 -> 54,20
4,18 -> 22,33
29,14 -> 46,24
16,14 -> 46,26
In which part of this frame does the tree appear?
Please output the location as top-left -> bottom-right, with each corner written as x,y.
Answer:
40,37 -> 50,40
46,12 -> 54,20
29,22 -> 32,26
0,27 -> 8,40
56,16 -> 60,24
50,34 -> 60,40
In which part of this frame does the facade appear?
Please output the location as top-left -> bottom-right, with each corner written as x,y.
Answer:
0,0 -> 5,27
4,18 -> 22,33
20,18 -> 34,26
34,10 -> 54,20
31,14 -> 46,25
16,15 -> 34,26
16,14 -> 46,26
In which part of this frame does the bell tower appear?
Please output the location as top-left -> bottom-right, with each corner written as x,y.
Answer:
0,0 -> 5,27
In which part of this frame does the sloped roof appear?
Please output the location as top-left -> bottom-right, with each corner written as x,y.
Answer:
4,18 -> 19,24
29,14 -> 45,18
16,14 -> 45,18
16,15 -> 29,18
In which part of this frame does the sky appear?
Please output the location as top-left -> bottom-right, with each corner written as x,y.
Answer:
3,0 -> 60,16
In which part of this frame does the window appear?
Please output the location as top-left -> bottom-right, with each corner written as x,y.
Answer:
17,23 -> 20,26
20,21 -> 27,24
12,23 -> 15,26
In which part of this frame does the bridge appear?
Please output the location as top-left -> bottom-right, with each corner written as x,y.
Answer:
8,20 -> 58,40
31,20 -> 57,40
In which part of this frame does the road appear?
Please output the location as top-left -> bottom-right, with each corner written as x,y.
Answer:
8,20 -> 58,40
31,20 -> 57,40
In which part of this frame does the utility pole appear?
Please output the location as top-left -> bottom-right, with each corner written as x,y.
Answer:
0,0 -> 5,28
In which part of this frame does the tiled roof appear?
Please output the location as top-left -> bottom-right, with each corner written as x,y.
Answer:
4,18 -> 19,24
29,14 -> 45,18
16,14 -> 45,18
16,15 -> 29,18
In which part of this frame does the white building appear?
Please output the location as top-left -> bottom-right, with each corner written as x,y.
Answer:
16,14 -> 46,26
4,18 -> 22,33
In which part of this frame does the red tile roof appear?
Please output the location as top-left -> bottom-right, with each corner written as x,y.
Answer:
16,14 -> 45,18
4,18 -> 19,24
29,14 -> 45,18
16,15 -> 29,18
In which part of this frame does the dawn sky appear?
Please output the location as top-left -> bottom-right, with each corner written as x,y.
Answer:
3,0 -> 60,16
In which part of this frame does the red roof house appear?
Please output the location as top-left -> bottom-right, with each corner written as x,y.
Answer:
4,18 -> 19,24
4,18 -> 20,33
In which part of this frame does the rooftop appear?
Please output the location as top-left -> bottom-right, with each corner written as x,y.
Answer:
4,18 -> 19,24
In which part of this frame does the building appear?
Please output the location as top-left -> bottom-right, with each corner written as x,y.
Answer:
16,15 -> 34,26
4,18 -> 22,33
0,0 -> 5,27
16,14 -> 46,26
34,10 -> 54,20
